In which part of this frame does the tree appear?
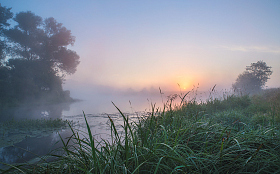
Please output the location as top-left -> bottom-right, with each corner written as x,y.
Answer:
233,60 -> 272,94
245,61 -> 273,87
0,4 -> 13,107
0,4 -> 13,65
5,11 -> 80,75
5,11 -> 43,61
7,59 -> 62,101
0,10 -> 80,105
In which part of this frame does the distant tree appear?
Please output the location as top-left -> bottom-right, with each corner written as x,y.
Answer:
245,61 -> 273,87
233,60 -> 272,94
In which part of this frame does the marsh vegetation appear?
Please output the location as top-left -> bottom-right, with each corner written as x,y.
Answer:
2,88 -> 279,173
0,118 -> 69,148
0,3 -> 279,174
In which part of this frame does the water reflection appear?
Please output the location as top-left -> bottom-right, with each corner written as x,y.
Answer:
0,102 -> 73,169
0,91 -> 212,170
0,102 -> 71,122
0,93 -> 154,170
0,129 -> 73,170
0,112 -> 143,170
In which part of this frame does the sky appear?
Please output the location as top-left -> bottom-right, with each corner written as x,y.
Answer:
1,0 -> 280,95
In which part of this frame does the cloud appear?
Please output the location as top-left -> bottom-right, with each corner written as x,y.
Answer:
220,45 -> 280,54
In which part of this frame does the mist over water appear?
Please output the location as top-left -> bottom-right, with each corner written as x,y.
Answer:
0,1 -> 279,171
0,83 -> 228,169
62,83 -> 229,116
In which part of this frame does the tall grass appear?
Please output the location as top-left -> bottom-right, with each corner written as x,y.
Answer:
2,88 -> 280,173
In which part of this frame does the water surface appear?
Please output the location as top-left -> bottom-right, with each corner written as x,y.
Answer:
0,90 -> 216,169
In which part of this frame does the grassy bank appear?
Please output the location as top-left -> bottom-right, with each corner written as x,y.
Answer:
2,88 -> 280,173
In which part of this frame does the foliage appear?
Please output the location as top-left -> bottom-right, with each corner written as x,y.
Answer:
0,4 -> 13,63
246,61 -> 273,87
233,72 -> 262,93
7,59 -> 62,101
0,5 -> 79,108
4,11 -> 80,74
233,60 -> 272,95
3,89 -> 280,173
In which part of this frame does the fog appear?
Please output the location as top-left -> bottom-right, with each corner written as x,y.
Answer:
1,1 -> 280,170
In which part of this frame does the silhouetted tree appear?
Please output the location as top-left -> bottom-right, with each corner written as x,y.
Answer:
0,9 -> 79,106
233,61 -> 272,94
0,4 -> 13,65
0,4 -> 13,107
5,11 -> 80,75
7,59 -> 61,101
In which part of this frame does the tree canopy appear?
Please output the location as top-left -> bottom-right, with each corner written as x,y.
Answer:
4,11 -> 79,74
0,4 -> 80,107
0,4 -> 12,63
232,60 -> 272,94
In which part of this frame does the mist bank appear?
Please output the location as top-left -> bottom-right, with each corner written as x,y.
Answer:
63,79 -> 231,101
62,81 -> 232,115
62,80 -> 280,116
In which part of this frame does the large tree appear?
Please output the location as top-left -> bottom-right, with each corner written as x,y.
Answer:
0,10 -> 80,105
233,60 -> 272,94
5,11 -> 80,75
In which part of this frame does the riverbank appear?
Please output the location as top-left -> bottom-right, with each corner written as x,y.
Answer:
2,88 -> 280,173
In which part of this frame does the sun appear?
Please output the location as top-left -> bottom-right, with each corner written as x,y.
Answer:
181,84 -> 189,91
169,75 -> 194,92
177,81 -> 191,91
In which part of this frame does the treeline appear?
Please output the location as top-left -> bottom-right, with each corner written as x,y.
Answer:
0,4 -> 80,107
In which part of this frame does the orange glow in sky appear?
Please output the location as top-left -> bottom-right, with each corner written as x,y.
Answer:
2,1 -> 280,94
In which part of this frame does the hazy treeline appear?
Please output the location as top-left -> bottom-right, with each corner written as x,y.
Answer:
0,4 -> 80,108
232,60 -> 273,95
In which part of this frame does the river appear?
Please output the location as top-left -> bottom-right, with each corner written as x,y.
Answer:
0,90 -> 217,169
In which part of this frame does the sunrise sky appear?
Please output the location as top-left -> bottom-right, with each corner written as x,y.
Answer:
2,0 -> 280,94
